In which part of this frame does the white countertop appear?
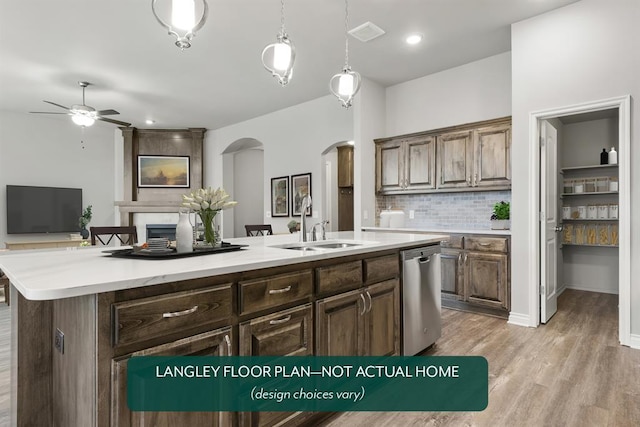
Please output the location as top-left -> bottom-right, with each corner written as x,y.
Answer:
0,231 -> 447,301
361,226 -> 511,236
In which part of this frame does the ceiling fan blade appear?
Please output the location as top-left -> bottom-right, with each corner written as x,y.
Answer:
43,100 -> 71,111
96,109 -> 120,116
29,111 -> 71,115
97,116 -> 131,127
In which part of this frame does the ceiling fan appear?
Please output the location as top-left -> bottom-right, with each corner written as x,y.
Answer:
30,81 -> 131,127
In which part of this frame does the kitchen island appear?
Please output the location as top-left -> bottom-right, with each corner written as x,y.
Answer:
0,230 -> 446,427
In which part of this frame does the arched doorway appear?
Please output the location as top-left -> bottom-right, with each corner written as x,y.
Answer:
321,140 -> 354,232
222,138 -> 264,237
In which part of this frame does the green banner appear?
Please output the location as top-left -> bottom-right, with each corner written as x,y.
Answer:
128,356 -> 487,412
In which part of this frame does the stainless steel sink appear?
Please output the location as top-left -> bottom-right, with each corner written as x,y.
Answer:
271,241 -> 364,251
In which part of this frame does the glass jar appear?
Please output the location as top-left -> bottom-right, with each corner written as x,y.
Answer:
609,176 -> 618,192
573,179 -> 585,193
584,177 -> 596,193
587,205 -> 598,219
563,179 -> 573,194
597,205 -> 609,219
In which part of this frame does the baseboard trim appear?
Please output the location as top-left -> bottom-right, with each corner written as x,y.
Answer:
629,334 -> 640,350
508,312 -> 533,327
564,284 -> 618,295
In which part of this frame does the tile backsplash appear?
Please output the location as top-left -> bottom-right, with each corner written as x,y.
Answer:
377,190 -> 511,230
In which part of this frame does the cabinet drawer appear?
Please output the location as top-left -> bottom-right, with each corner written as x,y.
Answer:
464,236 -> 508,253
112,284 -> 233,347
364,254 -> 399,283
239,270 -> 313,316
440,234 -> 464,249
316,260 -> 363,295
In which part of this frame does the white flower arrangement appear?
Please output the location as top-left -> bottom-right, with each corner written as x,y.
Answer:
181,187 -> 238,213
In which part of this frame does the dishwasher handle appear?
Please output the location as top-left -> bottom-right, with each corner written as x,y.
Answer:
418,255 -> 431,263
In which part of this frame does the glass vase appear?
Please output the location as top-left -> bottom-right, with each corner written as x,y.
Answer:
197,209 -> 221,247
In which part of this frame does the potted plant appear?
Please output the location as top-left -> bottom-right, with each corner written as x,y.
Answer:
491,201 -> 510,230
79,205 -> 93,239
287,220 -> 300,234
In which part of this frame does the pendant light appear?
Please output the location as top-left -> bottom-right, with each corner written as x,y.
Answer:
329,0 -> 361,108
151,0 -> 209,50
261,0 -> 296,86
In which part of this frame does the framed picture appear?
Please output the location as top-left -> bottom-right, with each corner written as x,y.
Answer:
138,155 -> 190,188
291,173 -> 312,216
270,176 -> 290,217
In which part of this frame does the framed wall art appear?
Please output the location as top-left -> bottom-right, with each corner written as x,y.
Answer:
137,155 -> 190,188
270,176 -> 290,217
291,173 -> 312,216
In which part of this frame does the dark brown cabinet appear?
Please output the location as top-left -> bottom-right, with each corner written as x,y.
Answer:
437,131 -> 473,189
375,136 -> 436,193
337,145 -> 354,187
441,234 -> 510,316
111,327 -> 233,427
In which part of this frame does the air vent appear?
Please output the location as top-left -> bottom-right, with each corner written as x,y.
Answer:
348,21 -> 385,42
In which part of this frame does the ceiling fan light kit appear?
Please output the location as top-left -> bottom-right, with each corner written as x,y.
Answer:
151,0 -> 209,50
261,0 -> 296,86
329,0 -> 361,108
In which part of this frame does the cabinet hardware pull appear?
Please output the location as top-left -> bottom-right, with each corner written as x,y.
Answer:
419,256 -> 431,263
224,334 -> 231,356
478,242 -> 491,246
162,305 -> 198,318
359,293 -> 366,316
474,173 -> 478,186
464,253 -> 468,264
268,285 -> 292,295
269,315 -> 292,325
365,291 -> 373,313
458,253 -> 462,264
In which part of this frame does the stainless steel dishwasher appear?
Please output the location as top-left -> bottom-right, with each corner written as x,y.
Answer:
402,245 -> 442,355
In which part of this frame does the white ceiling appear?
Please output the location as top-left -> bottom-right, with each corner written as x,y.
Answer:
0,0 -> 579,130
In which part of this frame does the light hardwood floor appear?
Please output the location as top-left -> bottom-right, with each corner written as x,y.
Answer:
325,289 -> 640,427
0,290 -> 637,427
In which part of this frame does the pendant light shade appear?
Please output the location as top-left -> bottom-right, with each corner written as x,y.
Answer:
329,66 -> 361,108
152,0 -> 209,50
330,0 -> 361,108
262,0 -> 296,85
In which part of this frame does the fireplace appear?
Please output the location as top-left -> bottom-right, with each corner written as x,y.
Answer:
146,224 -> 177,241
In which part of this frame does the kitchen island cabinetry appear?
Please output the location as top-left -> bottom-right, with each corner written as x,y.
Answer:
2,231 -> 445,427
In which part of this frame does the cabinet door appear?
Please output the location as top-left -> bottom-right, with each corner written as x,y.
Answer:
364,279 -> 400,356
376,140 -> 404,193
239,305 -> 312,427
465,252 -> 508,310
111,328 -> 233,427
405,136 -> 436,190
473,124 -> 511,187
437,131 -> 473,189
441,249 -> 464,299
337,145 -> 354,187
316,289 -> 366,356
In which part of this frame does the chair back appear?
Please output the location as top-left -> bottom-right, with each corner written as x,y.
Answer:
90,226 -> 138,246
245,224 -> 273,237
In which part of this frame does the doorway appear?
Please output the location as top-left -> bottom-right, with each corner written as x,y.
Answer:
531,96 -> 631,346
321,141 -> 355,232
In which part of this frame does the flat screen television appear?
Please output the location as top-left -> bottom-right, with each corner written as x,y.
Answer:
6,185 -> 82,234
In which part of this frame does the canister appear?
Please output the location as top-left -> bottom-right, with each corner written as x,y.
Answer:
562,206 -> 572,219
596,177 -> 609,192
609,177 -> 618,192
577,206 -> 587,219
573,179 -> 585,193
563,179 -> 573,194
587,205 -> 598,219
597,205 -> 609,219
584,178 -> 596,193
609,204 -> 618,219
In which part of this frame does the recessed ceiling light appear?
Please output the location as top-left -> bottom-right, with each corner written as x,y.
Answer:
405,33 -> 423,45
145,119 -> 155,125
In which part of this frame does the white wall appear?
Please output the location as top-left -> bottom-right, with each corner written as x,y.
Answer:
206,95 -> 353,235
385,52 -> 512,136
0,112 -> 117,247
511,0 -> 640,335
232,149 -> 264,237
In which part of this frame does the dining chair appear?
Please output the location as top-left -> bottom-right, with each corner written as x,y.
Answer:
245,224 -> 273,237
90,226 -> 138,246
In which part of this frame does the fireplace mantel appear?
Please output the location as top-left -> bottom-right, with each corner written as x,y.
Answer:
115,201 -> 182,225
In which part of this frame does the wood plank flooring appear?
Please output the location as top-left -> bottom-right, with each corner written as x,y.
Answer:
324,290 -> 640,427
0,290 -> 637,427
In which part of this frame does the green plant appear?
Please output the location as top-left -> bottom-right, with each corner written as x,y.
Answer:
491,201 -> 510,220
287,220 -> 299,230
79,205 -> 93,229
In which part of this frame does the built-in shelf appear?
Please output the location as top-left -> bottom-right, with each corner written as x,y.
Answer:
562,191 -> 618,197
563,218 -> 617,222
561,164 -> 618,173
562,243 -> 618,248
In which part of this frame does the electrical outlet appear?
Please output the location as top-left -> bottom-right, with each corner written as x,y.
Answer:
409,210 -> 415,219
54,328 -> 64,354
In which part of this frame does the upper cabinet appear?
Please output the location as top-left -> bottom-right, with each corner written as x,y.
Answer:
375,117 -> 511,194
375,135 -> 436,193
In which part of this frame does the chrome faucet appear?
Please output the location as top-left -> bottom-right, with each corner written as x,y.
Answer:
299,195 -> 312,242
312,220 -> 330,241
